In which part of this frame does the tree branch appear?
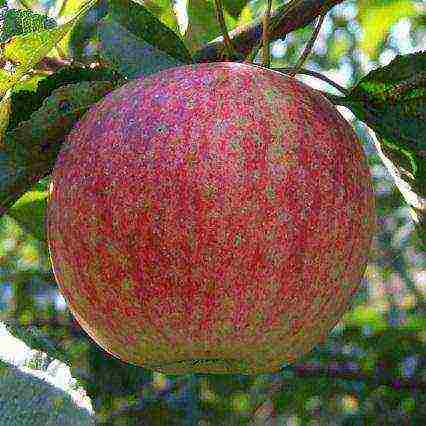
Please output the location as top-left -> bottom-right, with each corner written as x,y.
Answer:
194,0 -> 345,62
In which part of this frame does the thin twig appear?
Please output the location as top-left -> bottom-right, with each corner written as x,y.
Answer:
274,67 -> 349,95
213,0 -> 235,59
262,0 -> 273,67
289,13 -> 326,76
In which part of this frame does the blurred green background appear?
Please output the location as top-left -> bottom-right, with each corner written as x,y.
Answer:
0,0 -> 425,424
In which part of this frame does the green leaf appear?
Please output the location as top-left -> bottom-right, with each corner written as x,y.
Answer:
3,321 -> 70,365
357,0 -> 416,58
61,0 -> 108,60
0,360 -> 94,425
370,130 -> 425,246
7,177 -> 49,241
97,18 -> 183,78
0,0 -> 97,93
0,80 -> 116,217
185,0 -> 237,52
142,0 -> 180,33
12,73 -> 46,93
3,28 -> 71,65
0,8 -> 57,43
340,51 -> 425,181
339,51 -> 425,242
102,0 -> 192,65
7,65 -> 122,132
6,79 -> 115,164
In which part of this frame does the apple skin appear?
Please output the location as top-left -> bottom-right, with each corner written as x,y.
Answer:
47,62 -> 375,374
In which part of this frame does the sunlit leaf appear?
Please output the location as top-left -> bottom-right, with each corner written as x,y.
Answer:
55,0 -> 93,19
141,0 -> 180,33
0,8 -> 56,42
12,74 -> 46,93
0,0 -> 97,94
7,178 -> 48,241
357,0 -> 416,58
343,306 -> 387,332
3,26 -> 72,65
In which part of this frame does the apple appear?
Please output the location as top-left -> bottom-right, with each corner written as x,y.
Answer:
47,62 -> 375,374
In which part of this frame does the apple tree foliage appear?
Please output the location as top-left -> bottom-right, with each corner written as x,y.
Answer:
0,0 -> 424,424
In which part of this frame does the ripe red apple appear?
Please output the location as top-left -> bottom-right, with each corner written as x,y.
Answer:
47,62 -> 375,374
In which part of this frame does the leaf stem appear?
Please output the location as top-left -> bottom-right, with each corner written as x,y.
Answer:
274,67 -> 349,96
262,0 -> 273,67
213,0 -> 235,59
289,13 -> 326,77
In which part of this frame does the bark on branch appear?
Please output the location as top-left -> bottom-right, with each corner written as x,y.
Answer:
194,0 -> 345,62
